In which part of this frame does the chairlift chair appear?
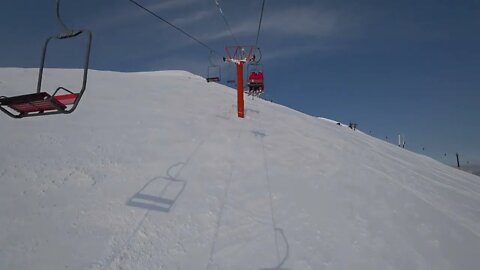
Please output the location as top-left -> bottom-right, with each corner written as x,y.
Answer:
247,63 -> 265,95
206,64 -> 221,82
0,0 -> 92,119
225,64 -> 236,85
206,51 -> 221,83
246,48 -> 265,96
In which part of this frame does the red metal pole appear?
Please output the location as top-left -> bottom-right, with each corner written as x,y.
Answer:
236,62 -> 245,118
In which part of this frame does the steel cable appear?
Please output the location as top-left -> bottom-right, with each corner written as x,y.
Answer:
128,0 -> 218,54
213,0 -> 240,45
255,0 -> 266,48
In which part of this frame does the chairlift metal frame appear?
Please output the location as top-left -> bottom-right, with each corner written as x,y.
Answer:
246,47 -> 265,96
0,0 -> 92,119
206,51 -> 221,82
206,65 -> 221,82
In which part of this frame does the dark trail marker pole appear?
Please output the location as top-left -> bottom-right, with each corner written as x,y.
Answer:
456,153 -> 460,168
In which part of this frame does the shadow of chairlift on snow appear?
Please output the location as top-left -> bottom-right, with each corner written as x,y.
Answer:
252,130 -> 266,138
259,228 -> 290,270
246,108 -> 261,114
216,115 -> 229,120
126,163 -> 187,213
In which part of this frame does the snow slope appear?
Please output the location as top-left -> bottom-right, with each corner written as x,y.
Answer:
461,165 -> 480,177
1,68 -> 480,270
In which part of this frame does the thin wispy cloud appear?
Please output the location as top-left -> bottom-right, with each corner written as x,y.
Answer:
262,7 -> 339,38
200,4 -> 351,44
147,0 -> 201,12
171,10 -> 214,27
87,0 -> 205,30
262,44 -> 328,62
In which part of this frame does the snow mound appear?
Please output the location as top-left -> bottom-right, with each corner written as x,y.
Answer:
1,68 -> 479,270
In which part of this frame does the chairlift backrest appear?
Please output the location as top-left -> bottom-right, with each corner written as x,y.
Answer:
206,51 -> 222,82
206,64 -> 221,82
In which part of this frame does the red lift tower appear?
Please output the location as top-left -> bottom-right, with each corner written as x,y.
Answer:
224,46 -> 256,118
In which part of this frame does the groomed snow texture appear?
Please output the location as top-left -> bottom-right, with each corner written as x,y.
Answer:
1,68 -> 480,270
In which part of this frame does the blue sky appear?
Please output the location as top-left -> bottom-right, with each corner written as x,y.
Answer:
1,0 -> 479,166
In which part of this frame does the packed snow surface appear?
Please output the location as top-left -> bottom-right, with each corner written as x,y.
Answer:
1,68 -> 480,270
461,165 -> 480,177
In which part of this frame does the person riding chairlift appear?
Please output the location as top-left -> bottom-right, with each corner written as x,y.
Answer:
257,71 -> 264,93
248,72 -> 257,94
249,72 -> 257,83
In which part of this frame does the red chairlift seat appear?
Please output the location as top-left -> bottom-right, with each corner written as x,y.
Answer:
0,92 -> 79,114
248,73 -> 264,87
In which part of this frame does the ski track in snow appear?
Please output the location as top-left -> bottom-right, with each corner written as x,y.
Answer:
95,97 -> 237,270
249,102 -> 290,269
367,144 -> 480,235
206,123 -> 242,270
259,130 -> 290,270
366,161 -> 480,239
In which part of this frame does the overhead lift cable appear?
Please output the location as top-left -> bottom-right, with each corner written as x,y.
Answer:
213,0 -> 240,45
249,0 -> 267,98
128,0 -> 218,54
255,0 -> 266,49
